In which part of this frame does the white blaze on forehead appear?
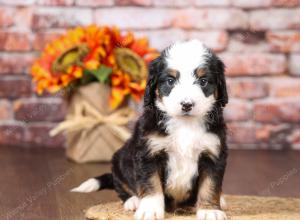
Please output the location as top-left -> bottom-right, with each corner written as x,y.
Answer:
166,40 -> 210,73
157,40 -> 215,117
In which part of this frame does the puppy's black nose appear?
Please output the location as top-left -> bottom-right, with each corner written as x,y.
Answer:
181,101 -> 194,112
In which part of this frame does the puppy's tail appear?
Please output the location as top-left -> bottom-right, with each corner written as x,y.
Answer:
70,173 -> 114,193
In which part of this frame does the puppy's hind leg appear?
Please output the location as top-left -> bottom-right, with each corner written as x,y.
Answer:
113,176 -> 140,211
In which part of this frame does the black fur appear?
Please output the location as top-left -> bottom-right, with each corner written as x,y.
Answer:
95,173 -> 114,190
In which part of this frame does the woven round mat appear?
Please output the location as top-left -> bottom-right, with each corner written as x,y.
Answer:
85,195 -> 300,220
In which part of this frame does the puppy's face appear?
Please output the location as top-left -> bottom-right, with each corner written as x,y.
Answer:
145,40 -> 227,118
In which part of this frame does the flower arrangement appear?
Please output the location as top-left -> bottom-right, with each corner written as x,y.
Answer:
31,25 -> 158,109
31,26 -> 159,163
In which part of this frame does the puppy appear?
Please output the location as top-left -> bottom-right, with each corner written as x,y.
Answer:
72,40 -> 228,220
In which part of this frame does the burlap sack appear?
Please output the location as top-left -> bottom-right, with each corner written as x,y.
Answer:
50,82 -> 136,163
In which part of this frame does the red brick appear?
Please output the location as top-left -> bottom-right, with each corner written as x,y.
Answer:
14,99 -> 66,122
227,79 -> 268,99
152,0 -> 192,6
0,0 -> 35,5
224,100 -> 252,122
268,78 -> 300,97
227,31 -> 270,52
287,130 -> 300,150
0,32 -> 31,52
153,0 -> 230,7
289,54 -> 300,76
135,29 -> 186,51
33,89 -> 65,98
267,31 -> 300,52
193,0 -> 230,6
231,30 -> 266,43
250,9 -> 300,30
138,30 -> 228,52
0,124 -> 25,146
221,53 -> 287,76
256,124 -> 287,142
272,0 -> 300,7
116,0 -> 152,6
95,8 -> 173,29
0,54 -> 34,75
173,8 -> 248,30
0,100 -> 12,120
227,0 -> 300,9
0,0 -> 299,151
227,39 -> 270,52
254,100 -> 300,123
255,124 -> 291,149
75,0 -> 113,6
37,0 -> 74,5
32,8 -> 92,30
0,78 -> 32,99
25,124 -> 65,147
95,8 -> 248,30
14,7 -> 33,29
187,31 -> 228,52
0,8 -> 14,27
231,0 -> 270,8
33,32 -> 62,50
256,125 -> 269,143
227,123 -> 256,145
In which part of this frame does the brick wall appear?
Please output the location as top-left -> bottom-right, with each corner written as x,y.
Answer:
0,0 -> 299,149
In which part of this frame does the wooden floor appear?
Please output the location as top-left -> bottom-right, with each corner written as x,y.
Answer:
0,146 -> 299,220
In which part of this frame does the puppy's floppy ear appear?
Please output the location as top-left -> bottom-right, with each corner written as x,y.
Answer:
214,56 -> 228,107
143,56 -> 163,107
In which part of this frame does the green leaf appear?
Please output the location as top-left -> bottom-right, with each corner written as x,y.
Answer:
85,66 -> 113,84
81,71 -> 97,85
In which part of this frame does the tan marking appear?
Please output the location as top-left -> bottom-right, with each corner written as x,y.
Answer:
197,174 -> 220,210
198,176 -> 213,201
151,172 -> 163,192
114,175 -> 135,196
137,185 -> 145,197
155,88 -> 162,101
121,181 -> 135,196
196,68 -> 205,77
138,172 -> 163,197
214,89 -> 218,99
167,69 -> 179,78
166,185 -> 190,202
155,88 -> 159,96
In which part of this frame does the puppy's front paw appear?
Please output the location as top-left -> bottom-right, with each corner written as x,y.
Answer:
196,209 -> 227,220
134,194 -> 164,220
124,196 -> 140,211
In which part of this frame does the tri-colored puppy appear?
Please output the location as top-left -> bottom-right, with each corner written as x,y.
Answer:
72,40 -> 228,220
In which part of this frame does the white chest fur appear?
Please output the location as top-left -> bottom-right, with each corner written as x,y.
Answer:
147,118 -> 220,202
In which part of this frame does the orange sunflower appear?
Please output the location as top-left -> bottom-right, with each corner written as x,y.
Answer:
31,25 -> 159,109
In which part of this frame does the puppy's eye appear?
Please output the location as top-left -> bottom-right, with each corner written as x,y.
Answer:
200,78 -> 208,87
167,78 -> 175,86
